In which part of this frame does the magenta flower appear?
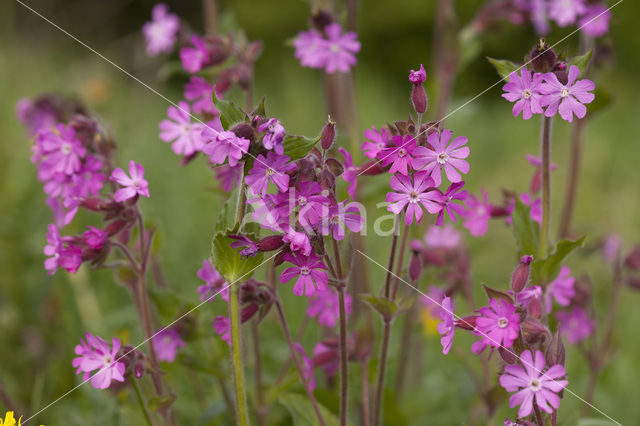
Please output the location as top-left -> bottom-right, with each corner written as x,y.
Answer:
37,124 -> 86,179
291,181 -> 330,228
437,296 -> 455,354
313,341 -> 339,377
142,3 -> 179,56
436,182 -> 467,226
283,227 -> 312,256
516,285 -> 543,308
320,23 -> 361,73
184,76 -> 217,115
318,201 -> 364,240
556,307 -> 594,344
180,36 -> 209,73
540,65 -> 595,122
250,193 -> 287,232
378,134 -> 417,176
424,225 -> 462,250
229,235 -> 259,258
545,265 -> 575,313
258,119 -> 286,155
110,161 -> 150,202
245,153 -> 297,196
361,126 -> 389,159
520,192 -> 542,224
476,299 -> 520,348
526,153 -> 557,194
72,333 -> 126,389
153,328 -> 185,362
502,69 -> 545,120
413,130 -> 470,186
293,30 -> 326,69
215,164 -> 243,192
462,189 -> 491,237
294,343 -> 316,391
530,0 -> 550,35
386,172 -> 441,225
280,253 -> 328,297
499,350 -> 568,417
44,224 -> 64,275
213,316 -> 231,344
202,129 -> 250,167
197,259 -> 229,302
421,285 -> 446,317
548,0 -> 585,27
307,288 -> 352,328
72,155 -> 106,199
579,4 -> 611,37
409,64 -> 427,84
338,147 -> 358,198
84,226 -> 107,250
159,101 -> 206,156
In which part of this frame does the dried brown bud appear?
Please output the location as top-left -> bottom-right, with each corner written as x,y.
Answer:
528,39 -> 557,73
257,235 -> 284,252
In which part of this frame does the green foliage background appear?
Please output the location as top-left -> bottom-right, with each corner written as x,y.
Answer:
1,0 -> 639,424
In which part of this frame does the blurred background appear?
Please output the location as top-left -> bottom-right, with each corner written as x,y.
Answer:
1,0 -> 639,424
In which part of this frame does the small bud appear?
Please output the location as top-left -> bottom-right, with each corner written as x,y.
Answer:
527,293 -> 543,319
240,303 -> 259,323
499,346 -> 519,365
324,157 -> 344,177
104,220 -> 128,236
511,255 -> 533,293
411,84 -> 428,115
357,160 -> 386,176
311,9 -> 333,31
530,169 -> 542,194
133,362 -> 145,379
257,235 -> 284,252
409,251 -> 422,282
553,62 -> 568,85
624,246 -> 640,270
320,116 -> 336,150
455,315 -> 477,331
80,198 -> 106,211
273,249 -> 287,267
521,318 -> 550,346
230,122 -> 255,143
546,331 -> 566,366
528,40 -> 557,73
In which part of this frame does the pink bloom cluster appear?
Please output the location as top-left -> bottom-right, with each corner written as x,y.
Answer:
514,0 -> 611,37
72,333 -> 126,389
142,3 -> 179,56
294,23 -> 361,73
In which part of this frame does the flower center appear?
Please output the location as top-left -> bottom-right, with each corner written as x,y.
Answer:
398,149 -> 407,157
330,215 -> 340,224
497,317 -> 509,328
437,152 -> 449,165
266,168 -> 275,176
529,378 -> 542,392
409,191 -> 420,203
298,196 -> 308,206
300,266 -> 311,275
330,44 -> 340,53
132,179 -> 141,189
523,89 -> 532,99
561,88 -> 570,98
61,142 -> 72,155
104,354 -> 113,366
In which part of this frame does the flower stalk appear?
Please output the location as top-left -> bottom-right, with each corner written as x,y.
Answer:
539,116 -> 553,259
332,238 -> 349,426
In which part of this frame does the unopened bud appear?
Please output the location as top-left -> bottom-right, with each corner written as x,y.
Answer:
527,293 -> 543,319
320,117 -> 336,150
409,251 -> 422,282
230,122 -> 255,143
81,198 -> 106,211
511,255 -> 533,293
240,303 -> 259,323
257,235 -> 284,252
499,346 -> 519,365
311,9 -> 333,31
528,40 -> 557,73
624,246 -> 640,270
357,160 -> 386,176
411,84 -> 428,115
521,318 -> 550,346
546,331 -> 566,366
455,315 -> 477,331
324,157 -> 344,177
553,62 -> 568,85
104,220 -> 127,236
133,362 -> 145,379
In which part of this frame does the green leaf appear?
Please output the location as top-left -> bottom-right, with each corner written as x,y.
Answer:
487,57 -> 520,80
279,393 -> 340,426
147,393 -> 177,413
482,284 -> 513,304
214,188 -> 239,233
587,86 -> 612,116
569,50 -> 592,73
211,231 -> 263,283
213,92 -> 247,130
358,294 -> 397,320
511,197 -> 539,257
282,134 -> 320,160
532,237 -> 585,283
252,96 -> 266,118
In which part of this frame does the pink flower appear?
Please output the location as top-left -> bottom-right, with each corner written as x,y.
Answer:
280,253 -> 328,297
579,4 -> 611,38
320,23 -> 361,73
530,0 -> 550,35
283,228 -> 312,256
213,316 -> 230,344
313,341 -> 339,377
318,201 -> 364,240
36,124 -> 86,179
258,119 -> 286,155
142,3 -> 179,56
202,129 -> 250,167
84,226 -> 107,250
421,285 -> 446,316
293,29 -> 326,69
462,189 -> 491,237
436,182 -> 467,226
386,172 -> 441,226
378,134 -> 416,176
526,154 -> 557,194
291,181 -> 330,228
548,0 -> 586,27
294,343 -> 316,391
184,76 -> 217,115
197,259 -> 229,302
215,164 -> 243,192
520,192 -> 542,224
72,333 -> 126,389
338,147 -> 358,198
71,155 -> 106,199
245,153 -> 297,196
361,126 -> 389,159
437,296 -> 455,354
540,65 -> 595,122
307,288 -> 352,328
409,64 -> 427,84
556,307 -> 594,344
476,299 -> 520,348
159,101 -> 207,156
413,129 -> 470,186
502,69 -> 545,120
250,193 -> 287,232
499,350 -> 568,417
153,328 -> 185,362
545,266 -> 575,313
44,224 -> 64,275
517,285 -> 543,308
110,161 -> 150,202
424,225 -> 462,250
180,36 -> 209,73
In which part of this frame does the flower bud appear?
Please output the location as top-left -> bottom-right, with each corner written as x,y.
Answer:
104,219 -> 128,236
311,9 -> 333,31
624,246 -> 640,270
133,361 -> 145,379
324,157 -> 344,177
455,315 -> 477,331
528,40 -> 557,73
511,255 -> 533,293
411,84 -> 428,115
409,251 -> 422,282
257,235 -> 284,252
320,117 -> 336,150
240,303 -> 259,323
521,318 -> 550,346
499,346 -> 519,365
546,331 -> 566,367
357,160 -> 386,176
526,293 -> 543,319
230,122 -> 255,143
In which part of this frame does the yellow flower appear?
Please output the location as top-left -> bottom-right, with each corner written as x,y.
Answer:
420,308 -> 440,336
0,411 -> 21,426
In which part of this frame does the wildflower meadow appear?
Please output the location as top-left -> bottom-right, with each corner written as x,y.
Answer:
1,0 -> 640,425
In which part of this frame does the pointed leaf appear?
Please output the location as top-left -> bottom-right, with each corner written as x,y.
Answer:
279,393 -> 340,426
213,93 -> 248,130
483,284 -> 513,304
211,231 -> 263,283
569,50 -> 592,73
252,96 -> 266,118
487,57 -> 521,80
358,294 -> 397,320
532,237 -> 585,283
215,188 -> 239,233
282,134 -> 320,160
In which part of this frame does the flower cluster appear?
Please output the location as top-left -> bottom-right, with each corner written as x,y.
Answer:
513,0 -> 611,37
72,333 -> 126,389
294,22 -> 361,73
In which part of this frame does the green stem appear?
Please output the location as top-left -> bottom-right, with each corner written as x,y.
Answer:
131,378 -> 153,426
332,239 -> 349,426
252,319 -> 268,426
539,116 -> 553,260
229,284 -> 249,426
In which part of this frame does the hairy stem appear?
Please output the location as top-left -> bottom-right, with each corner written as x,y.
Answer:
533,403 -> 545,426
131,377 -> 153,426
383,220 -> 400,298
391,223 -> 410,300
229,284 -> 249,426
558,119 -> 585,238
372,319 -> 391,426
539,116 -> 553,260
252,319 -> 267,426
331,238 -> 349,426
